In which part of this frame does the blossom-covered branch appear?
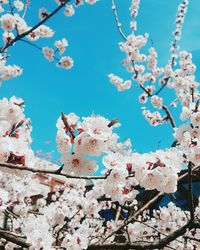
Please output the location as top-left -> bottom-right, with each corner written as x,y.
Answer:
0,0 -> 71,53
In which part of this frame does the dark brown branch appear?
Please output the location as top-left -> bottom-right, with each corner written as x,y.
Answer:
89,220 -> 200,250
0,0 -> 70,53
56,208 -> 80,245
162,105 -> 176,128
0,229 -> 30,248
188,161 -> 195,220
0,162 -> 106,180
133,219 -> 183,245
154,77 -> 170,96
101,192 -> 164,244
107,117 -> 119,128
184,236 -> 200,243
195,99 -> 199,112
20,39 -> 42,51
177,184 -> 199,209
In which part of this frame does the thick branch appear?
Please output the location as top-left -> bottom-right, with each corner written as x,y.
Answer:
0,229 -> 29,248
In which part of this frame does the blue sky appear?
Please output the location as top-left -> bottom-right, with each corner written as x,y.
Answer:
1,0 -> 200,162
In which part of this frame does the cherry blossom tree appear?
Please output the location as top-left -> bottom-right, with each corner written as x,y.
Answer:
0,0 -> 199,249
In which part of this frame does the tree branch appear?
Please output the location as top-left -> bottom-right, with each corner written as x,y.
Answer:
89,220 -> 200,249
61,112 -> 75,140
0,162 -> 106,180
111,0 -> 127,41
188,161 -> 195,220
162,105 -> 176,128
0,229 -> 29,248
0,0 -> 70,53
100,165 -> 200,243
20,38 -> 60,61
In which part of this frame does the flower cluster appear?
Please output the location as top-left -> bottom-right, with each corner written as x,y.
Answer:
103,147 -> 184,199
0,96 -> 34,165
174,102 -> 200,165
132,149 -> 184,193
0,171 -> 42,217
7,179 -> 106,250
56,113 -> 118,176
0,61 -> 22,82
108,73 -> 132,92
168,51 -> 199,107
172,0 -> 189,41
142,108 -> 163,126
64,4 -> 75,16
125,202 -> 199,249
42,38 -> 73,69
129,0 -> 140,31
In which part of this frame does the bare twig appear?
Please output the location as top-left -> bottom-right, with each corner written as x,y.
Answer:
111,0 -> 127,41
22,0 -> 30,19
20,38 -> 60,61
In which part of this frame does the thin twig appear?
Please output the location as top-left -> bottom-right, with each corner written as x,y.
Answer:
56,208 -> 80,245
20,38 -> 60,61
111,0 -> 127,41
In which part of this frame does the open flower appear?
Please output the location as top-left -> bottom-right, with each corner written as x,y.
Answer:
61,153 -> 98,176
81,115 -> 112,141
